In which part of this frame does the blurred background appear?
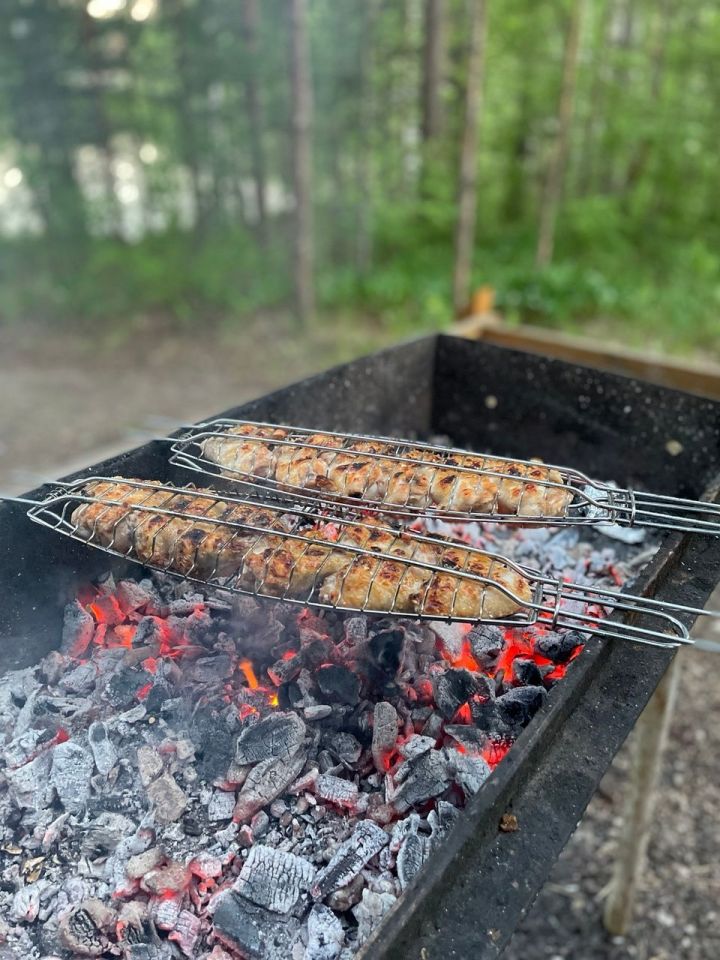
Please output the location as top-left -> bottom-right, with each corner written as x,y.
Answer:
2,0 -> 720,490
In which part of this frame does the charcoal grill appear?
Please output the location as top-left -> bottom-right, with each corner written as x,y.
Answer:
1,334 -> 719,959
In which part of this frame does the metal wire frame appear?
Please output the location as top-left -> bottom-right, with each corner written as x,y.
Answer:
16,477 -> 718,649
167,419 -> 720,536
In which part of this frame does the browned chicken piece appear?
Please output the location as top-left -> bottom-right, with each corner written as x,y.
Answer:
421,547 -> 533,618
201,424 -> 289,478
319,556 -> 432,613
274,433 -> 343,488
318,536 -> 532,619
201,425 -> 572,518
70,479 -> 532,620
73,479 -> 286,579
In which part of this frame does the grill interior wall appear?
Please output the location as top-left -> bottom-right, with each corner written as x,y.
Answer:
433,336 -> 720,496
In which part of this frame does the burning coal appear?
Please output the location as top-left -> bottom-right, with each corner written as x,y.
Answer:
0,522 -> 648,958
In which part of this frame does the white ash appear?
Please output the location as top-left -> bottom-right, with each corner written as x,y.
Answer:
305,903 -> 344,960
0,514 -> 649,958
234,845 -> 315,914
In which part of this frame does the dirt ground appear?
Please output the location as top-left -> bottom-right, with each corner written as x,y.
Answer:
1,322 -> 719,959
503,646 -> 720,960
0,318 -> 395,495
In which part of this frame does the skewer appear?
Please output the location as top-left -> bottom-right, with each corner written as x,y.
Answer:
167,419 -> 720,536
7,477 -> 717,650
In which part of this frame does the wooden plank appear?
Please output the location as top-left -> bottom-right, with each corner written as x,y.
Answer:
454,316 -> 720,400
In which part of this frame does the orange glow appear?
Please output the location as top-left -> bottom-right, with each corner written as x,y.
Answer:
281,650 -> 296,661
136,682 -> 153,700
453,702 -> 472,724
239,704 -> 259,720
267,692 -> 279,707
239,659 -> 259,689
112,625 -> 136,648
482,739 -> 511,768
88,594 -> 124,624
441,637 -> 479,672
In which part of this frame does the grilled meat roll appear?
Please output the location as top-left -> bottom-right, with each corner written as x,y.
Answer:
201,424 -> 572,517
71,479 -> 532,619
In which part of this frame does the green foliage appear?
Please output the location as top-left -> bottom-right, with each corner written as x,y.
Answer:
0,0 -> 719,358
0,228 -> 291,327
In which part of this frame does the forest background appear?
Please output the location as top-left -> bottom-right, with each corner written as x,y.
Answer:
0,0 -> 718,357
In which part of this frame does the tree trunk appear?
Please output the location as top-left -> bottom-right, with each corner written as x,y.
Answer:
536,0 -> 585,268
452,0 -> 488,315
421,0 -> 446,142
575,0 -> 612,196
502,85 -> 531,223
622,0 -> 671,195
600,0 -> 634,194
82,12 -> 122,239
355,0 -> 377,273
289,0 -> 315,326
241,0 -> 269,241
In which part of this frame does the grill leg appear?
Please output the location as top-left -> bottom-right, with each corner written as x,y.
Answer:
602,656 -> 680,936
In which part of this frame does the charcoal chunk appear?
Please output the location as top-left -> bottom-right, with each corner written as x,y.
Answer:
305,904 -> 344,960
368,627 -> 404,679
512,658 -> 544,687
315,774 -> 358,810
395,816 -> 429,890
353,889 -> 397,945
88,721 -> 117,776
316,665 -> 360,706
268,654 -> 302,686
496,685 -> 547,728
449,751 -> 491,795
391,749 -> 451,813
427,800 -> 461,848
61,600 -> 95,657
328,732 -> 362,764
444,725 -> 487,752
147,772 -> 188,824
51,741 -> 94,811
233,749 -> 307,822
398,734 -> 435,760
235,712 -> 306,765
468,624 -> 506,670
312,820 -> 389,899
535,630 -> 584,663
191,703 -> 237,781
234,845 -> 315,913
59,900 -> 114,957
212,891 -> 299,960
371,701 -> 398,772
432,668 -> 489,720
469,695 -> 499,732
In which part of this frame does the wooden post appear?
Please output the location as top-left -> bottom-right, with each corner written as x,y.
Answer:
603,657 -> 681,935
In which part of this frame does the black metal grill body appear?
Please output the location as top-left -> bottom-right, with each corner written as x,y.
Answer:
1,334 -> 719,958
